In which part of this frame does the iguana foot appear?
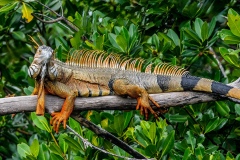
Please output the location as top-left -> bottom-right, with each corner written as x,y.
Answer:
136,96 -> 159,120
112,78 -> 163,120
50,112 -> 69,133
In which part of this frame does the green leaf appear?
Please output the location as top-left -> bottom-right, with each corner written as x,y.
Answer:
21,2 -> 33,23
37,144 -> 49,160
12,31 -> 26,41
205,145 -> 218,154
218,29 -> 240,44
70,30 -> 82,49
129,23 -> 137,38
140,121 -> 151,140
195,144 -> 205,159
182,147 -> 192,160
194,18 -> 203,39
85,40 -> 95,49
0,2 -> 18,12
167,29 -> 180,46
183,27 -> 201,43
208,17 -> 216,38
145,144 -> 157,157
235,104 -> 240,115
64,136 -> 83,151
215,101 -> 230,117
135,126 -> 150,147
30,139 -> 39,158
156,119 -> 168,129
169,114 -> 188,123
219,47 -> 240,68
201,22 -> 208,42
116,35 -> 127,52
55,37 -> 69,52
17,143 -> 31,159
228,9 -> 240,37
59,134 -> 68,154
123,111 -> 133,130
49,142 -> 63,157
161,130 -> 175,158
204,118 -> 219,133
175,141 -> 188,152
151,34 -> 160,50
149,122 -> 156,143
101,118 -> 108,129
193,124 -> 202,134
114,114 -> 125,135
69,117 -> 82,134
185,131 -> 196,151
226,151 -> 235,160
24,86 -> 34,95
50,153 -> 63,160
236,117 -> 240,121
108,33 -> 122,51
120,26 -> 130,46
31,112 -> 51,132
0,0 -> 17,6
95,35 -> 104,50
215,118 -> 228,130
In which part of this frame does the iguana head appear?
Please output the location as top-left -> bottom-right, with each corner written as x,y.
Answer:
28,45 -> 54,79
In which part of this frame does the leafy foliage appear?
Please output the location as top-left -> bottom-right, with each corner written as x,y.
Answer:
1,0 -> 240,159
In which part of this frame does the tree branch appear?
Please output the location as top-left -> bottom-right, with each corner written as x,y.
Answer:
0,90 -> 239,116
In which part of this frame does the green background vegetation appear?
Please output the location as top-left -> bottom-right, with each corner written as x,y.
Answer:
1,0 -> 240,159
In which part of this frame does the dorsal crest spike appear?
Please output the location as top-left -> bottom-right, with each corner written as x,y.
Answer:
64,49 -> 188,76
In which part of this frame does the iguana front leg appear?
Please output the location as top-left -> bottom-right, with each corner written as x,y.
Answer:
32,80 -> 46,116
112,79 -> 161,120
45,81 -> 78,133
32,80 -> 40,95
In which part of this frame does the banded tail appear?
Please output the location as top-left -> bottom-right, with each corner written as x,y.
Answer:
175,75 -> 240,100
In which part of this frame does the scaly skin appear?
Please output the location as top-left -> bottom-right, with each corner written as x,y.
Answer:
28,45 -> 240,133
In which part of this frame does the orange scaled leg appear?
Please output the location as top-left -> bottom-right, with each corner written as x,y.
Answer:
32,80 -> 46,116
112,79 -> 164,120
45,81 -> 78,133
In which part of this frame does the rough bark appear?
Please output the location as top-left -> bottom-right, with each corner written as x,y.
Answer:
0,91 -> 236,116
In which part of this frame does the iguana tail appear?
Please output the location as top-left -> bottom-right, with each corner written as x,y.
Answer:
180,75 -> 240,99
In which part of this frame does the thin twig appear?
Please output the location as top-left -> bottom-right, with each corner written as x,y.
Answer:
209,47 -> 227,78
33,0 -> 79,32
32,13 -> 75,34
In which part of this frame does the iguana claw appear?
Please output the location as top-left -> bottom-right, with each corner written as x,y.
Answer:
50,112 -> 68,133
136,96 -> 160,120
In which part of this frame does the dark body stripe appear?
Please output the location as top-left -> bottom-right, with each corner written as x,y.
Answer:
181,76 -> 201,91
78,89 -> 82,97
157,75 -> 171,91
87,86 -> 92,97
211,81 -> 233,95
108,78 -> 115,94
98,85 -> 102,96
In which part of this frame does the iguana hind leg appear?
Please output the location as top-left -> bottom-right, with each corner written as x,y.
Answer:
112,79 -> 161,120
45,81 -> 78,133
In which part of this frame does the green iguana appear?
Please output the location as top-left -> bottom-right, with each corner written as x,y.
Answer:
28,44 -> 240,133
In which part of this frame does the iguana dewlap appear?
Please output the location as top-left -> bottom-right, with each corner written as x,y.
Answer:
28,45 -> 240,132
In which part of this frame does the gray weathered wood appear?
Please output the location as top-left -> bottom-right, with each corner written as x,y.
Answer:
0,91 -> 224,115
